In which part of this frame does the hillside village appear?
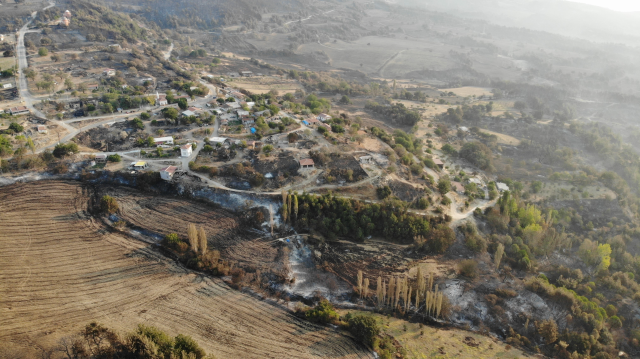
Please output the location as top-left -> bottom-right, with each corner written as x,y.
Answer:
3,0 -> 640,358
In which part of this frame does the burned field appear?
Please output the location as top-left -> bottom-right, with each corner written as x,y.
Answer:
0,180 -> 372,358
388,180 -> 427,203
215,154 -> 302,190
322,155 -> 368,184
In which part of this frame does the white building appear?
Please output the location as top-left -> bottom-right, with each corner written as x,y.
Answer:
153,136 -> 174,145
182,110 -> 195,117
1,83 -> 12,89
180,143 -> 193,157
208,137 -> 229,146
37,125 -> 48,134
317,113 -> 331,122
9,106 -> 29,115
160,166 -> 178,181
156,92 -> 168,106
103,68 -> 116,77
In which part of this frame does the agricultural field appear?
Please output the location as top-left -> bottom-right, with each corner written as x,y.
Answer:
226,76 -> 304,94
0,180 -> 373,359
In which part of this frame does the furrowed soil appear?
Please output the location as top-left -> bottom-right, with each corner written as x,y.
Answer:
0,180 -> 373,359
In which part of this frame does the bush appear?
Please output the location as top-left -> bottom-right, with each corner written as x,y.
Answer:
100,195 -> 118,214
8,122 -> 23,133
347,314 -> 379,347
376,185 -> 392,199
173,334 -> 206,359
53,142 -> 79,158
107,154 -> 121,162
438,178 -> 451,194
305,300 -> 339,324
458,259 -> 478,278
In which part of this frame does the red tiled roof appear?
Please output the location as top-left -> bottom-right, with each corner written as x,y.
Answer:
299,158 -> 314,166
160,166 -> 178,174
181,144 -> 192,150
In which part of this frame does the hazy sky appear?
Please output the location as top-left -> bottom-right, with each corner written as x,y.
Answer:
567,0 -> 640,12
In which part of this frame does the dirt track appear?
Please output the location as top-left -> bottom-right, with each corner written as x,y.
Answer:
0,181 -> 373,358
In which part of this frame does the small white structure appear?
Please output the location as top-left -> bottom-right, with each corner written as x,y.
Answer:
63,10 -> 72,18
37,125 -> 48,134
299,158 -> 315,169
103,68 -> 116,77
180,143 -> 193,157
182,110 -> 195,117
236,110 -> 250,117
240,71 -> 253,77
208,137 -> 229,146
468,178 -> 483,187
359,155 -> 373,164
496,182 -> 510,192
132,161 -> 148,170
153,136 -> 174,145
317,113 -> 331,122
156,92 -> 168,106
160,166 -> 178,181
94,154 -> 107,162
1,83 -> 12,89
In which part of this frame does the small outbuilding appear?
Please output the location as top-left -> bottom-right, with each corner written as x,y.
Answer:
317,113 -> 331,122
299,158 -> 315,169
37,125 -> 48,134
433,158 -> 444,169
451,181 -> 465,194
160,166 -> 178,181
209,137 -> 230,146
153,136 -> 174,145
94,154 -> 107,163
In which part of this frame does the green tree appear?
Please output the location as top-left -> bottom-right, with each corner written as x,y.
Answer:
164,108 -> 178,121
339,95 -> 351,105
347,315 -> 379,347
64,78 -> 74,90
38,47 -> 48,56
305,300 -> 339,324
438,178 -> 451,194
535,319 -> 558,344
107,154 -> 121,162
178,98 -> 188,110
8,122 -> 24,133
578,239 -> 612,274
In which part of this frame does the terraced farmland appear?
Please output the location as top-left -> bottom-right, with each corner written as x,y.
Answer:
0,180 -> 372,358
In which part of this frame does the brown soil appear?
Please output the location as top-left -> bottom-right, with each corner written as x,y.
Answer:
0,180 -> 373,359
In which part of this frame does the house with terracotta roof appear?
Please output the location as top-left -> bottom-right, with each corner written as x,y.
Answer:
299,158 -> 315,169
9,106 -> 29,115
160,166 -> 178,181
180,143 -> 193,157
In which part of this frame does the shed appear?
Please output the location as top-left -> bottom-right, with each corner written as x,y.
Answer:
451,181 -> 465,194
209,137 -> 230,146
160,166 -> 178,181
37,125 -> 48,134
153,136 -> 174,145
317,113 -> 331,122
299,158 -> 315,169
433,158 -> 444,169
94,154 -> 107,162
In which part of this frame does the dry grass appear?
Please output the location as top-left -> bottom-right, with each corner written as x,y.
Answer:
478,128 -> 521,146
228,77 -> 303,94
337,310 -> 531,359
0,57 -> 16,71
0,181 -> 373,359
440,87 -> 493,98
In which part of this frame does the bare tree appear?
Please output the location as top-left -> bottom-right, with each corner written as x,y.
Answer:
198,227 -> 207,254
187,223 -> 198,253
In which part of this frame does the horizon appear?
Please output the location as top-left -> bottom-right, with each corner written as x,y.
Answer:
566,0 -> 640,12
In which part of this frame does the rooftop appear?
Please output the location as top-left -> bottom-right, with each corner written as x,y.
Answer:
299,158 -> 314,166
181,144 -> 192,149
160,166 -> 178,174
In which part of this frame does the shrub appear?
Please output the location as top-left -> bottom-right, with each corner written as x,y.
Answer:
107,154 -> 121,162
609,316 -> 622,329
100,195 -> 118,214
376,185 -> 392,199
53,142 -> 79,158
305,300 -> 339,324
458,259 -> 478,278
438,178 -> 451,194
8,122 -> 23,133
347,314 -> 379,347
173,334 -> 206,359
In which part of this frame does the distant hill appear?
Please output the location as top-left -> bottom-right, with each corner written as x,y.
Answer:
400,0 -> 640,46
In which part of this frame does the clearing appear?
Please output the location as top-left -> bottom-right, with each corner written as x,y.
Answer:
0,180 -> 373,359
337,310 -> 531,359
440,87 -> 493,98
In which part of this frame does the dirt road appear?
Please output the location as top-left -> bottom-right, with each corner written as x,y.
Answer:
0,181 -> 373,359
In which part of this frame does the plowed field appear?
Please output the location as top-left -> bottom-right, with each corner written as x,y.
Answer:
0,181 -> 372,359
